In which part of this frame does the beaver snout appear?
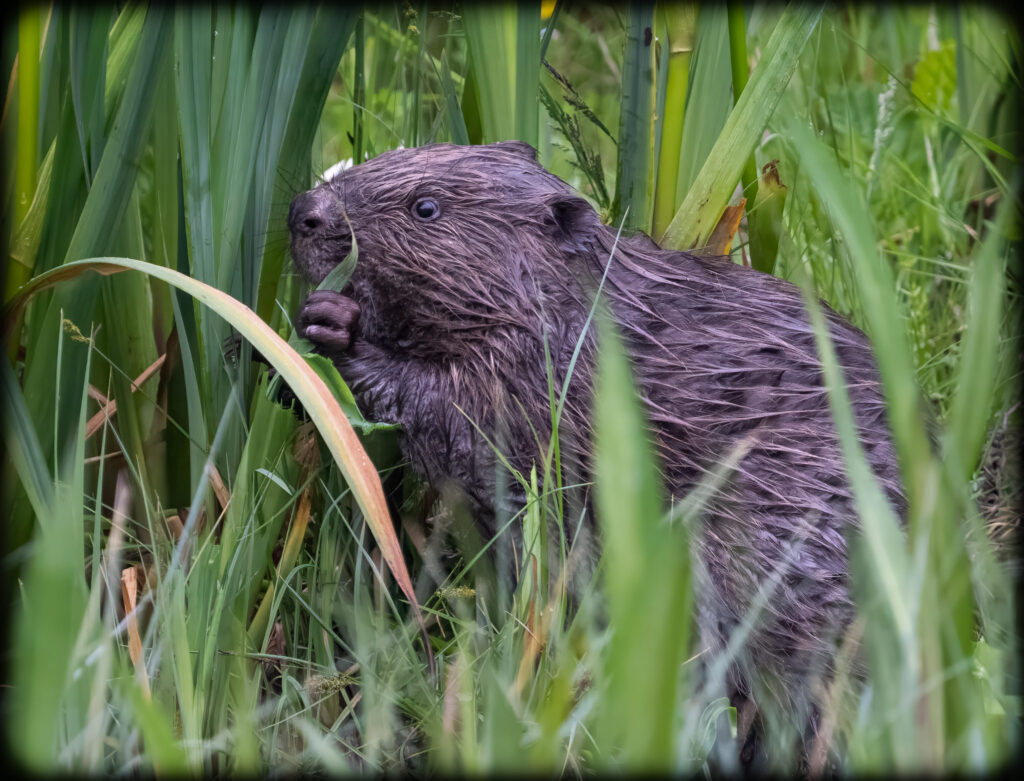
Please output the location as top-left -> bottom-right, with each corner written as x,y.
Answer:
288,186 -> 354,284
288,187 -> 345,238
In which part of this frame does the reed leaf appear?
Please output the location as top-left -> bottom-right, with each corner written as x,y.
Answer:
14,7 -> 40,231
462,2 -> 517,142
662,3 -> 823,249
436,49 -> 470,146
669,4 -> 731,226
726,1 -> 758,203
783,112 -> 1006,770
255,6 -> 357,322
13,4 -> 171,526
0,357 -> 54,523
515,2 -> 541,148
945,204 -> 1011,482
65,6 -> 169,264
651,2 -> 694,239
67,7 -> 109,186
5,325 -> 91,770
612,3 -> 656,233
4,257 -> 426,636
593,311 -> 691,768
747,158 -> 787,274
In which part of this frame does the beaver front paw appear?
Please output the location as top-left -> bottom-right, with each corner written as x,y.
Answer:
297,290 -> 360,356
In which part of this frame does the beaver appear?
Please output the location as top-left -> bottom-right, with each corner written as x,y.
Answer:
287,140 -> 905,764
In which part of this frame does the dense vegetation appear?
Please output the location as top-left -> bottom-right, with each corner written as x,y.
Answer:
1,2 -> 1020,774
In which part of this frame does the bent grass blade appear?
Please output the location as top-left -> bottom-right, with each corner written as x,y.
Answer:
3,257 -> 427,643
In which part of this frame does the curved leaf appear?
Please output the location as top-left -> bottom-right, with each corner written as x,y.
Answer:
3,257 -> 426,637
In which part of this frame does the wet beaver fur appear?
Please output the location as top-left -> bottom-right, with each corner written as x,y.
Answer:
287,140 -> 905,766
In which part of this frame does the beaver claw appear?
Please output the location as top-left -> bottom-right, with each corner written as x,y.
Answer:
297,290 -> 360,356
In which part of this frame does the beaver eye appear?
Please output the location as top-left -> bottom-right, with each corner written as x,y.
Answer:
412,197 -> 440,222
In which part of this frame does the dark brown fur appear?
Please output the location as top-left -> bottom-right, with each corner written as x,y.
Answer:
288,141 -> 905,762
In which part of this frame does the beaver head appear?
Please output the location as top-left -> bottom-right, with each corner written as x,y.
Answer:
288,141 -> 600,355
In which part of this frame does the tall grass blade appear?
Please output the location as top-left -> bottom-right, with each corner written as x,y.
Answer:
726,2 -> 758,203
612,3 -> 655,233
1,356 -> 54,522
747,158 -> 787,274
64,6 -> 169,264
7,142 -> 52,295
436,50 -> 470,146
353,12 -> 365,165
945,205 -> 1011,481
797,277 -> 918,769
783,112 -> 1012,770
593,311 -> 692,769
245,9 -> 319,270
13,4 -> 171,539
651,2 -> 694,239
662,3 -> 823,249
780,112 -> 930,495
8,6 -> 41,297
6,325 -> 91,771
669,4 -> 731,226
462,3 -> 516,142
4,8 -> 43,365
255,6 -> 356,321
515,2 -> 541,148
67,7 -> 109,187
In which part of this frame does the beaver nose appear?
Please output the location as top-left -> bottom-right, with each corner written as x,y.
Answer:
288,188 -> 339,237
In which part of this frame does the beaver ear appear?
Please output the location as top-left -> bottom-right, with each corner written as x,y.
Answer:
547,195 -> 597,251
490,140 -> 538,161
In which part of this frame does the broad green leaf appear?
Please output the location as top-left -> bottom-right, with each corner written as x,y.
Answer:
104,3 -> 147,109
14,6 -> 41,232
7,141 -> 54,289
68,7 -> 110,185
98,187 -> 160,487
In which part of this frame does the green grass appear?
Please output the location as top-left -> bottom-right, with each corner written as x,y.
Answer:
1,2 -> 1020,774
